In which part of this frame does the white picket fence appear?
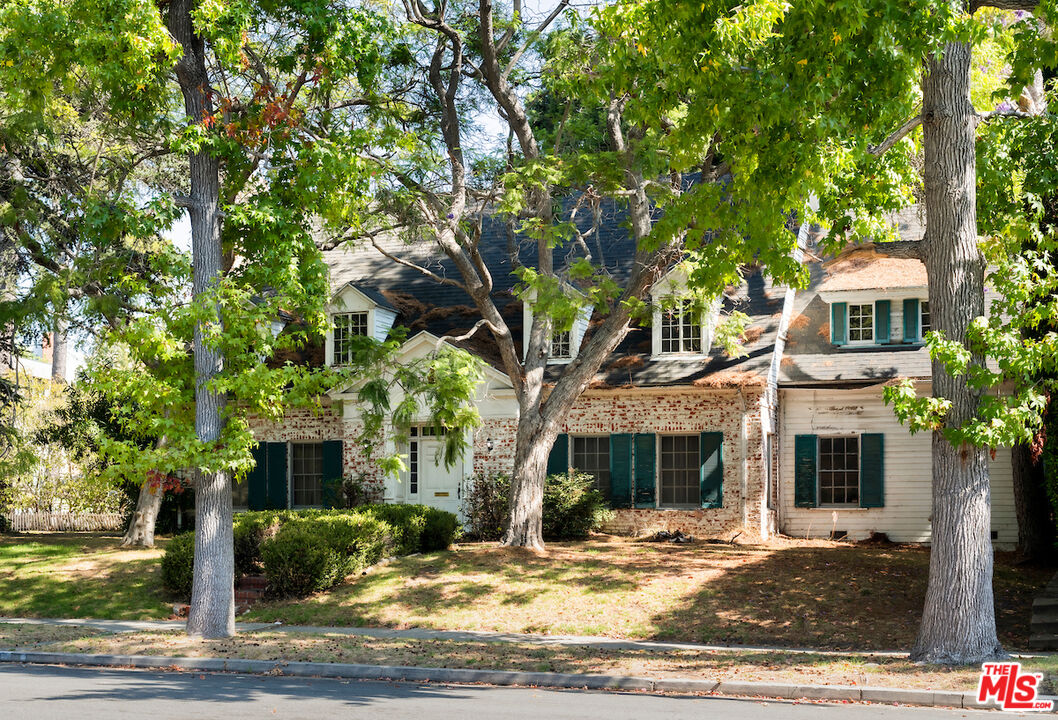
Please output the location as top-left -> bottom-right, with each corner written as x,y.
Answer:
7,512 -> 124,532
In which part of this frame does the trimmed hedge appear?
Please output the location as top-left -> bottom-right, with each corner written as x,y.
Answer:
161,504 -> 460,600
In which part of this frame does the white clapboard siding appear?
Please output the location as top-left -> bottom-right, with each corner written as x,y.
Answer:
779,387 -> 1018,548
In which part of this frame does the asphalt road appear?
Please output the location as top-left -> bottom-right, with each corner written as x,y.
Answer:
0,664 -> 1016,720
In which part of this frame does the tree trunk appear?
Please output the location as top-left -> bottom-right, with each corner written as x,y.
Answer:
122,476 -> 163,547
911,41 -> 1003,664
1011,436 -> 1054,562
168,0 -> 234,639
502,414 -> 554,550
50,316 -> 67,383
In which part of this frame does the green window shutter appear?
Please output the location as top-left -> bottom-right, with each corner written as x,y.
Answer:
699,432 -> 724,509
609,434 -> 634,508
321,440 -> 344,509
903,298 -> 920,343
794,434 -> 818,508
247,443 -> 268,511
875,300 -> 891,344
859,434 -> 885,508
547,433 -> 569,476
831,302 -> 848,345
265,442 -> 289,509
633,433 -> 656,508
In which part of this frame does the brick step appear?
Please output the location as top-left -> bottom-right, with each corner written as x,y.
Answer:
234,589 -> 266,602
1030,617 -> 1058,632
238,575 -> 268,590
1033,596 -> 1058,610
1028,633 -> 1058,651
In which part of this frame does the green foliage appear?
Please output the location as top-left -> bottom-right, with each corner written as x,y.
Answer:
260,523 -> 354,598
463,472 -> 611,541
542,472 -> 614,541
160,532 -> 195,599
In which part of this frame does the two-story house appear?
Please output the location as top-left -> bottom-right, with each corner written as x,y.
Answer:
244,206 -> 1019,547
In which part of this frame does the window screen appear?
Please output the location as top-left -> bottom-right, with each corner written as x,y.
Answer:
659,435 -> 700,507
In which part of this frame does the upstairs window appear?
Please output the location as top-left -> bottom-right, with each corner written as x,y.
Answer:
847,303 -> 874,343
333,311 -> 368,365
660,300 -> 702,354
920,301 -> 931,335
551,330 -> 571,359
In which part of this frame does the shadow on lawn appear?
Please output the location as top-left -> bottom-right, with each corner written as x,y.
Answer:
647,544 -> 1052,652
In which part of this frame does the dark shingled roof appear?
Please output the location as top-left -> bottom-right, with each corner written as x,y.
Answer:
323,198 -> 785,388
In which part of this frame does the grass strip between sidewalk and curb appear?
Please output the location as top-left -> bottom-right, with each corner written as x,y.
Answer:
0,648 -> 1052,712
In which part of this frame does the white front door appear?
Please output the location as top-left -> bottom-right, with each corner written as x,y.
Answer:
408,429 -> 464,516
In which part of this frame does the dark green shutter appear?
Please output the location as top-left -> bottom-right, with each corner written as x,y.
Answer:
903,298 -> 920,343
265,442 -> 289,509
794,434 -> 818,508
633,433 -> 656,508
875,300 -> 891,344
321,440 -> 344,509
247,443 -> 268,511
547,433 -> 569,476
859,434 -> 885,508
609,433 -> 634,508
831,302 -> 848,345
699,432 -> 723,508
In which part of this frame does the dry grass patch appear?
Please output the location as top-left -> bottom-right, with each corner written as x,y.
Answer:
244,536 -> 1051,651
0,622 -> 105,648
33,629 -> 1058,693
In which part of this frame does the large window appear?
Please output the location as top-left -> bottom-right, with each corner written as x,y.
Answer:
572,436 -> 610,500
920,301 -> 931,336
551,330 -> 572,359
818,436 -> 859,506
291,442 -> 323,507
333,312 -> 368,365
847,304 -> 873,343
659,435 -> 700,507
659,300 -> 702,354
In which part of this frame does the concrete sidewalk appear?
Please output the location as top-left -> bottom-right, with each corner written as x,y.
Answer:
5,615 -> 1055,659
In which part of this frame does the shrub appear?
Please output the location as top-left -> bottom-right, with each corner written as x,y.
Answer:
542,472 -> 613,540
160,532 -> 195,600
461,472 -> 511,541
421,507 -> 460,550
356,504 -> 426,555
461,472 -> 611,541
261,524 -> 352,598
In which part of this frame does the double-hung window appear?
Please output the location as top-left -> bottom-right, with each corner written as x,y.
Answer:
333,312 -> 368,365
571,436 -> 610,500
818,436 -> 859,506
660,300 -> 702,354
291,442 -> 324,507
920,301 -> 931,336
659,434 -> 700,507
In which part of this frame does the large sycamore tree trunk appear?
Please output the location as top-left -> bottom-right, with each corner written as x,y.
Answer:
122,477 -> 163,547
168,0 -> 234,639
911,41 -> 1003,664
50,315 -> 67,383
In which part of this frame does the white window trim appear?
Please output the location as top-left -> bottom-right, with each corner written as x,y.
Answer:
330,311 -> 370,366
920,300 -> 931,340
846,303 -> 875,346
521,286 -> 590,365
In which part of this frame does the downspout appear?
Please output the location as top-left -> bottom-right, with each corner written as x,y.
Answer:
765,201 -> 813,537
737,388 -> 749,532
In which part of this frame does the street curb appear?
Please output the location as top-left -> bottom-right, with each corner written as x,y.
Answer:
0,650 -> 1054,711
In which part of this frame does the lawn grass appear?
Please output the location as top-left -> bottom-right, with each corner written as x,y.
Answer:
0,622 -> 107,648
243,536 -> 1052,652
22,627 -> 1058,693
0,533 -> 172,620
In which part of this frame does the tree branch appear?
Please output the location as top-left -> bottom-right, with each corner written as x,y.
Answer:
435,318 -> 497,352
870,239 -> 926,261
368,237 -> 468,291
869,115 -> 922,157
970,0 -> 1038,12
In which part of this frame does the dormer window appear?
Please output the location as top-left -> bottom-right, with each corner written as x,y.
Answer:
333,311 -> 368,365
847,303 -> 874,343
551,330 -> 572,359
659,300 -> 702,354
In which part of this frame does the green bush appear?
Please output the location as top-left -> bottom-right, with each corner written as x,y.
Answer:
542,472 -> 613,540
421,507 -> 460,550
462,472 -> 611,541
160,532 -> 195,600
261,524 -> 352,598
461,472 -> 511,541
356,504 -> 426,555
